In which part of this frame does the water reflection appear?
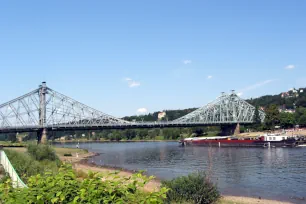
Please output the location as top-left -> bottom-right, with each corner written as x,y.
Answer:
55,142 -> 306,202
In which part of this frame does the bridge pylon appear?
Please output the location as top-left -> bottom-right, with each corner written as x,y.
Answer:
38,82 -> 47,144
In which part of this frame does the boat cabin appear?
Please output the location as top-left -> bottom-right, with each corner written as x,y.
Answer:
260,134 -> 288,142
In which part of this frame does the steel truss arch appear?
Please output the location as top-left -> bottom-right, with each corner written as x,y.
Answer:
174,92 -> 265,124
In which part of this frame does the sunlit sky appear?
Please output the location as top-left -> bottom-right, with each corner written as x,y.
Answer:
0,1 -> 305,117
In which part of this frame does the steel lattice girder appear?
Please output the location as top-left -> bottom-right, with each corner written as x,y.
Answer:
174,93 -> 265,123
0,86 -> 129,128
0,84 -> 265,129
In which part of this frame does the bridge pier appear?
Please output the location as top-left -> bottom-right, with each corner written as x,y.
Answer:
37,128 -> 48,144
220,123 -> 240,136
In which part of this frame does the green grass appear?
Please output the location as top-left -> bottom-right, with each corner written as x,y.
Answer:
155,135 -> 165,140
0,141 -> 26,147
4,147 -> 88,157
205,131 -> 220,136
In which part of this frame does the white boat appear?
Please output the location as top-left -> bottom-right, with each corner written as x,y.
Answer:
297,144 -> 306,147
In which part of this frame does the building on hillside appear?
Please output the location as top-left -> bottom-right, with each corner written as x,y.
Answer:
283,109 -> 295,113
278,106 -> 296,114
158,112 -> 166,120
281,92 -> 289,98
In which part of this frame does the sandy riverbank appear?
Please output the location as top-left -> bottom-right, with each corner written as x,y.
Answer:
220,196 -> 294,204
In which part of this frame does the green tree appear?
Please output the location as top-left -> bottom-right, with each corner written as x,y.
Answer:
279,112 -> 295,128
299,115 -> 306,126
148,129 -> 158,139
294,107 -> 306,126
264,104 -> 280,130
253,106 -> 261,124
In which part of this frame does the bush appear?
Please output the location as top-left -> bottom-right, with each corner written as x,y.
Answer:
5,147 -> 61,182
64,153 -> 72,157
27,144 -> 59,161
0,164 -> 168,204
4,150 -> 43,181
161,172 -> 220,204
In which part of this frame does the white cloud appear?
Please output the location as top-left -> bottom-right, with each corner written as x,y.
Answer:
128,81 -> 140,87
183,60 -> 192,64
285,64 -> 295,69
136,108 -> 148,115
207,75 -> 213,79
124,77 -> 140,88
237,79 -> 277,96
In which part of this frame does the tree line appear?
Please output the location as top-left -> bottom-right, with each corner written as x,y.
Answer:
257,105 -> 306,130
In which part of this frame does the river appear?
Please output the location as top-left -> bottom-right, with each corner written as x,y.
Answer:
55,141 -> 306,203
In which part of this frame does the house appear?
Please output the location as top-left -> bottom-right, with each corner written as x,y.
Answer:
158,112 -> 166,120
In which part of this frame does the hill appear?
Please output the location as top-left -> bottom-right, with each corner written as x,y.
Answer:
246,87 -> 306,109
123,87 -> 306,122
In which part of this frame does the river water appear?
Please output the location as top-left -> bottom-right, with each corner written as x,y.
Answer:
55,142 -> 306,203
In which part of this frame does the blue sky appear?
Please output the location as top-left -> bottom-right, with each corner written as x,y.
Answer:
0,0 -> 305,117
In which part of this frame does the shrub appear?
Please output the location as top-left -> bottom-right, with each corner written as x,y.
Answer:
75,169 -> 88,179
4,148 -> 61,182
64,153 -> 72,157
0,174 -> 10,183
27,144 -> 59,161
0,164 -> 168,204
4,150 -> 43,181
161,172 -> 220,204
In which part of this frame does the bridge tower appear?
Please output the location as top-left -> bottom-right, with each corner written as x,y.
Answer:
38,82 -> 47,144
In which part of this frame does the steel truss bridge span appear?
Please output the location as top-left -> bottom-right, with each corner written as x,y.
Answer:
0,121 -> 255,133
0,82 -> 265,141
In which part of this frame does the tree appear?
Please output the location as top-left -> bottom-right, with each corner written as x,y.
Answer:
299,115 -> 306,126
252,106 -> 262,130
148,129 -> 158,139
294,107 -> 306,126
279,112 -> 295,128
253,106 -> 261,124
264,104 -> 280,130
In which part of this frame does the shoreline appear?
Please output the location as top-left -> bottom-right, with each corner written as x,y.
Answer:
65,150 -> 296,204
53,139 -> 178,143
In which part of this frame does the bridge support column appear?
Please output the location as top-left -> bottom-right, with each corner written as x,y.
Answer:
220,123 -> 240,136
38,82 -> 47,144
234,123 -> 240,135
37,128 -> 48,144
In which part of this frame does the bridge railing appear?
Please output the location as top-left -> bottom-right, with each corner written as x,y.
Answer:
0,149 -> 27,188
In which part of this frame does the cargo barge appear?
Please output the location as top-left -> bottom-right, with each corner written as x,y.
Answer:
180,134 -> 306,147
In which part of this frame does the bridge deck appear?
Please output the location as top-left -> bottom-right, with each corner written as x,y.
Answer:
0,121 -> 253,133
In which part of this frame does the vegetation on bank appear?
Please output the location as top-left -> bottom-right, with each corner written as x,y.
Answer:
0,164 -> 168,204
253,105 -> 306,130
162,172 -> 220,204
0,146 -> 256,204
4,144 -> 61,182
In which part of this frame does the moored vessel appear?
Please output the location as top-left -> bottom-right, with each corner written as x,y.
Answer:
180,134 -> 306,148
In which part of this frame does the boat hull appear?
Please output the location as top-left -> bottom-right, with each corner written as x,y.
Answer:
181,139 -> 300,147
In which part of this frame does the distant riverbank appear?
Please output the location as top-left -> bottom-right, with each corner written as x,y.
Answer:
53,139 -> 178,143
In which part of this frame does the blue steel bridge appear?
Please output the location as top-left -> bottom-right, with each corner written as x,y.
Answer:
0,82 -> 265,142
